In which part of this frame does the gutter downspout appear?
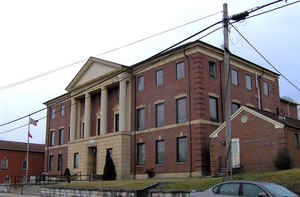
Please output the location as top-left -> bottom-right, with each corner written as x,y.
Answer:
46,107 -> 50,173
184,47 -> 193,177
132,74 -> 137,179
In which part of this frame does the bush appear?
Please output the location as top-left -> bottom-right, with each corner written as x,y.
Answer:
145,168 -> 155,178
274,148 -> 292,170
103,153 -> 117,180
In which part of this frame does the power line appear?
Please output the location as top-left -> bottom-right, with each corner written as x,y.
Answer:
0,11 -> 221,92
0,116 -> 46,135
0,20 -> 224,130
246,0 -> 300,20
230,23 -> 300,92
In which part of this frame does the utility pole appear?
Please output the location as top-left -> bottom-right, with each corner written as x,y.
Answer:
223,3 -> 232,180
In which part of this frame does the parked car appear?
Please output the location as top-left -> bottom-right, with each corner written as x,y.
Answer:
190,181 -> 298,197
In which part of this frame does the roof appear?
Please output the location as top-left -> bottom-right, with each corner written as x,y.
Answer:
43,92 -> 70,106
132,40 -> 280,77
260,110 -> 300,130
209,106 -> 300,138
280,97 -> 299,105
0,140 -> 44,153
65,56 -> 129,91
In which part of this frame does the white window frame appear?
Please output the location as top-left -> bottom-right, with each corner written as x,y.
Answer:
231,138 -> 240,168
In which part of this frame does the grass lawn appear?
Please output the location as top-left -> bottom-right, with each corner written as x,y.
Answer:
56,168 -> 300,193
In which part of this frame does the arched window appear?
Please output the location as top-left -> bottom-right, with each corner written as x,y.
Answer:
1,157 -> 8,169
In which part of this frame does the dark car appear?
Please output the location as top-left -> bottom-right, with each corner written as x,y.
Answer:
190,181 -> 298,197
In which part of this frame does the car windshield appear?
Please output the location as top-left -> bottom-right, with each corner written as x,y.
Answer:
261,183 -> 297,197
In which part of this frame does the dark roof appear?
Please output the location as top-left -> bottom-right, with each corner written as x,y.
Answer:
0,140 -> 44,153
280,97 -> 299,105
259,110 -> 300,130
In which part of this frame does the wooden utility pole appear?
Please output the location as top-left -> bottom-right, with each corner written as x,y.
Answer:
223,3 -> 232,180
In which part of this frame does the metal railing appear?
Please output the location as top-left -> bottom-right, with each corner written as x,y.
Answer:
9,173 -> 103,185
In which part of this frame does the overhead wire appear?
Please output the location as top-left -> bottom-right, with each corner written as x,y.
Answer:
0,11 -> 221,92
0,116 -> 46,135
230,23 -> 300,92
0,19 -> 224,132
2,0 -> 300,132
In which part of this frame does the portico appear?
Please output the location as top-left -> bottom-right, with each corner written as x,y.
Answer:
65,57 -> 132,179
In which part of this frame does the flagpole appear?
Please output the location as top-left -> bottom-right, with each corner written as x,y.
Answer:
26,116 -> 30,184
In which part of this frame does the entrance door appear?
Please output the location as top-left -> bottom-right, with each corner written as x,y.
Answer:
88,147 -> 97,175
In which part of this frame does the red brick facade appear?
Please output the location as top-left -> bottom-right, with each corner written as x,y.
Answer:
44,40 -> 298,177
210,107 -> 300,175
0,141 -> 44,183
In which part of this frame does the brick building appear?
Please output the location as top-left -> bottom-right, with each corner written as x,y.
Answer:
0,140 -> 44,183
209,106 -> 300,175
44,40 -> 298,178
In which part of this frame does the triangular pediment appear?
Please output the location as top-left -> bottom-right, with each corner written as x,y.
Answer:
209,106 -> 284,138
66,57 -> 126,91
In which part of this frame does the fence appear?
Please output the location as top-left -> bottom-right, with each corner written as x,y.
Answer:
10,173 -> 103,185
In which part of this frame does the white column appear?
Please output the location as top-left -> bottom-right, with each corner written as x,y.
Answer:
100,87 -> 108,134
84,92 -> 91,138
119,74 -> 128,132
70,98 -> 77,141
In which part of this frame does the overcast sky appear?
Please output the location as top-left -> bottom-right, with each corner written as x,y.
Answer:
0,0 -> 299,144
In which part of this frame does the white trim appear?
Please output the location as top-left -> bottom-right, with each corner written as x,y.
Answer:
209,106 -> 284,138
208,93 -> 219,98
174,93 -> 187,99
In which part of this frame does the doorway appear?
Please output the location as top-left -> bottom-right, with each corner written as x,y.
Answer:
88,147 -> 97,175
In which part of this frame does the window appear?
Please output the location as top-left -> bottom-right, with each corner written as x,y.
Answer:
209,97 -> 218,121
242,184 -> 264,197
57,154 -> 62,171
295,133 -> 299,149
22,160 -> 26,169
49,155 -> 54,171
232,69 -> 238,85
219,183 -> 240,195
97,118 -> 101,135
232,138 -> 240,168
264,81 -> 269,96
61,104 -> 65,117
51,108 -> 56,119
156,140 -> 165,164
232,103 -> 240,113
82,122 -> 85,138
1,157 -> 8,169
59,128 -> 64,145
156,103 -> 164,127
156,69 -> 163,87
176,97 -> 187,123
107,148 -> 112,159
115,113 -> 119,132
176,62 -> 184,80
245,74 -> 252,90
209,61 -> 216,79
73,153 -> 79,168
137,143 -> 145,165
177,137 -> 187,162
138,76 -> 144,91
50,131 -> 55,146
137,108 -> 145,130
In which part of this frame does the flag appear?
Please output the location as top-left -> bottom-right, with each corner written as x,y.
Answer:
28,129 -> 32,139
29,118 -> 38,126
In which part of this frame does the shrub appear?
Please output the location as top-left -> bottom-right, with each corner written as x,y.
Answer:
103,153 -> 117,180
145,168 -> 155,178
274,148 -> 292,170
